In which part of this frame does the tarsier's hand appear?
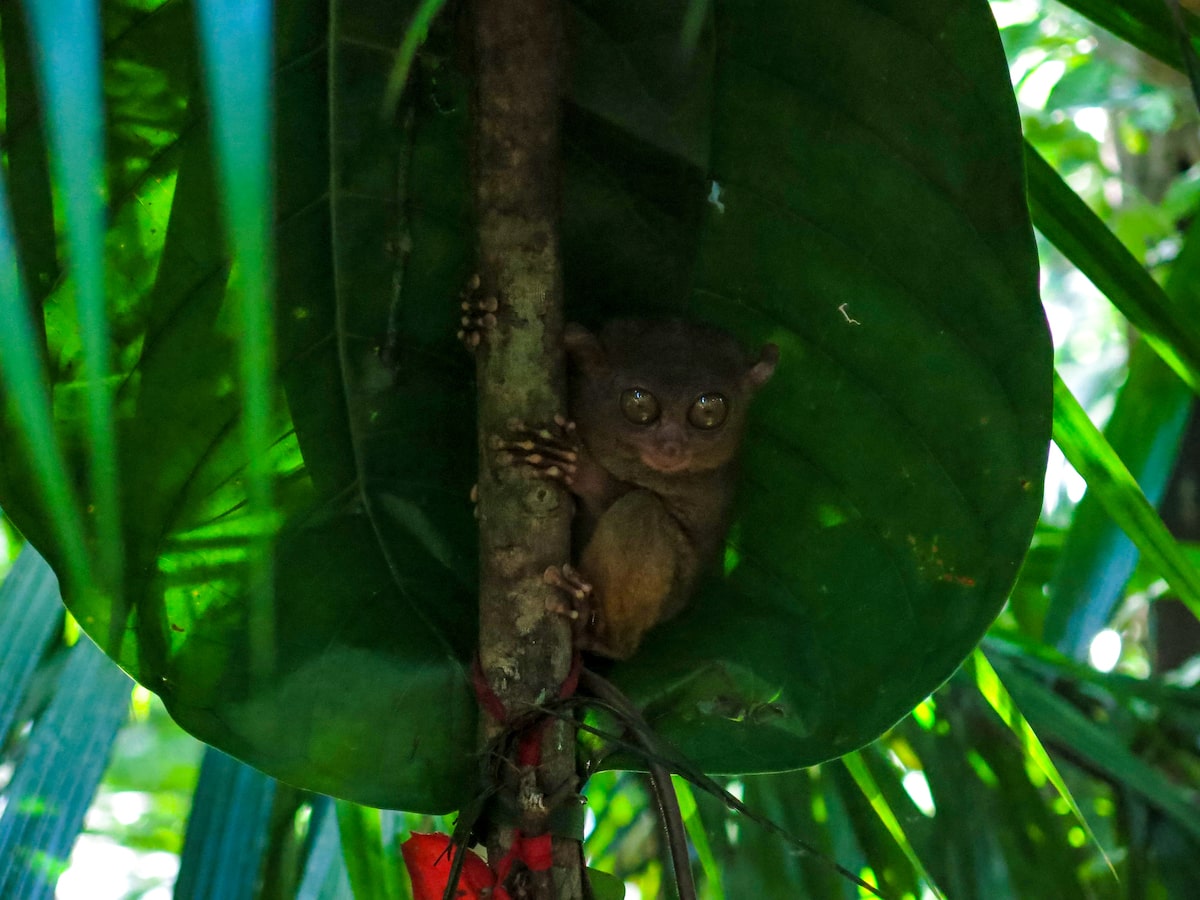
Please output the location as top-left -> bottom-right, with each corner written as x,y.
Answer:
490,415 -> 581,486
457,273 -> 500,351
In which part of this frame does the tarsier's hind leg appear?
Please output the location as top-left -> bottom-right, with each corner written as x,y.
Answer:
578,490 -> 693,660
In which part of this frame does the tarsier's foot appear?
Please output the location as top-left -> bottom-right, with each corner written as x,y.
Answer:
543,564 -> 595,636
491,415 -> 580,485
457,273 -> 500,351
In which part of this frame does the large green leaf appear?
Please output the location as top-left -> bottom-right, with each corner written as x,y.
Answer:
605,0 -> 1049,772
0,0 -> 1049,811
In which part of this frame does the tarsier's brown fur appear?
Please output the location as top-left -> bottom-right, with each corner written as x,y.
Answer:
503,319 -> 778,659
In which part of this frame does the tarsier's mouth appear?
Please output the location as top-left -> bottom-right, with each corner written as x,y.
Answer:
639,451 -> 692,474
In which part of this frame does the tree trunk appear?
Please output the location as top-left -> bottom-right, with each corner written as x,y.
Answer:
470,0 -> 582,897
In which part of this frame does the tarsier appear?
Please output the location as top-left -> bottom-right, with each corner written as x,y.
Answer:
464,292 -> 778,659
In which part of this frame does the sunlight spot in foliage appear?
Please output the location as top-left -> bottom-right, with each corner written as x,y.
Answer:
723,540 -> 740,575
610,792 -> 635,827
816,504 -> 849,528
725,818 -> 740,846
811,789 -> 828,824
64,611 -> 81,646
58,838 -> 177,900
912,697 -> 936,730
902,770 -> 936,817
1044,443 -> 1087,517
1067,826 -> 1087,848
888,740 -> 920,772
1072,107 -> 1107,143
584,807 -> 596,838
294,803 -> 311,839
20,849 -> 69,881
109,790 -> 151,826
706,181 -> 725,214
1009,47 -> 1047,88
131,686 -> 153,721
966,751 -> 998,787
1088,628 -> 1122,673
1018,58 -> 1066,110
856,867 -> 878,897
1042,295 -> 1073,350
989,0 -> 1039,29
1064,461 -> 1087,503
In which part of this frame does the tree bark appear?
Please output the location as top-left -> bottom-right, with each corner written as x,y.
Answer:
470,1 -> 582,897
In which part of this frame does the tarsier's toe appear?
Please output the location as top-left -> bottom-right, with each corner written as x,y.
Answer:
546,599 -> 579,620
457,274 -> 501,351
544,563 -> 593,600
542,564 -> 588,600
544,564 -> 596,641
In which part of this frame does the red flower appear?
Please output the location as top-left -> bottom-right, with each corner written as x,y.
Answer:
401,832 -> 511,900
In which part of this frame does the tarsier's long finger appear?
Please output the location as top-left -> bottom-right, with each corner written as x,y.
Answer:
503,460 -> 577,487
514,415 -> 577,439
489,415 -> 581,485
491,435 -> 578,466
493,449 -> 577,487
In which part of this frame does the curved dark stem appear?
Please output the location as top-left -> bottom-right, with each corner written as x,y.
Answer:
580,669 -> 697,900
647,761 -> 698,900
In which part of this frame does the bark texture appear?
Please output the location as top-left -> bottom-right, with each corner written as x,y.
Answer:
471,0 -> 581,896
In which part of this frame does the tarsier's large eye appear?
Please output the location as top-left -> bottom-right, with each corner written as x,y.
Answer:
620,388 -> 660,424
688,393 -> 728,429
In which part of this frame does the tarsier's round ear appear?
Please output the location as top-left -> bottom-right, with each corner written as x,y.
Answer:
743,343 -> 779,391
564,323 -> 608,371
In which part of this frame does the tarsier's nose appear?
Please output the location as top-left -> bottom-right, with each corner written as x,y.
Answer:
641,439 -> 691,474
657,441 -> 683,460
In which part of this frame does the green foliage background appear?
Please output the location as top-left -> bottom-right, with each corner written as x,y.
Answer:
0,0 -> 1051,814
